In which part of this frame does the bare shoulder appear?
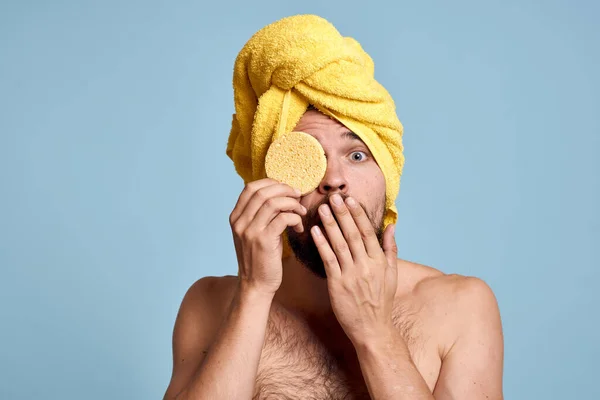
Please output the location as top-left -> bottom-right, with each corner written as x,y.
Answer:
398,261 -> 504,398
164,275 -> 240,399
396,259 -> 502,350
180,275 -> 240,323
185,274 -> 239,302
173,274 -> 240,355
397,258 -> 499,310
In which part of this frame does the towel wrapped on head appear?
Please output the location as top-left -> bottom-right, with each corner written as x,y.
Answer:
226,14 -> 405,255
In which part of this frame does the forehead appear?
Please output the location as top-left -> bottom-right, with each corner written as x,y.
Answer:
294,110 -> 365,145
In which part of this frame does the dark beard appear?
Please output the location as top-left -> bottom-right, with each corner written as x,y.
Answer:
286,194 -> 385,279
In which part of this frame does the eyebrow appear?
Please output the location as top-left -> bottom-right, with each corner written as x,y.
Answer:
341,131 -> 365,143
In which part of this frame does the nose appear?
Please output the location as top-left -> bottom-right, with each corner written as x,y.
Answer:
317,159 -> 348,195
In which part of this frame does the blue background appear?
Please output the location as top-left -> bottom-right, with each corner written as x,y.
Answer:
1,0 -> 598,398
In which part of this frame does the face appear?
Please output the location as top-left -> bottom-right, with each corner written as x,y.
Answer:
286,109 -> 387,279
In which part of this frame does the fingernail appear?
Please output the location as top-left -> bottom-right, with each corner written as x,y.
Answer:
345,196 -> 356,208
311,226 -> 322,236
294,188 -> 302,196
331,194 -> 342,205
319,204 -> 331,216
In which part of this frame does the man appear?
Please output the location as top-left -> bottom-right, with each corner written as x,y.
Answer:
163,15 -> 503,400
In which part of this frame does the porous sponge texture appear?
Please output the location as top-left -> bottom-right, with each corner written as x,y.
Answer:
265,131 -> 327,194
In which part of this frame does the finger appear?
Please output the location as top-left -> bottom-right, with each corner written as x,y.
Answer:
344,196 -> 382,257
230,179 -> 281,224
328,194 -> 367,259
310,226 -> 342,279
250,197 -> 307,233
232,182 -> 302,230
318,204 -> 354,270
265,212 -> 304,238
382,224 -> 398,269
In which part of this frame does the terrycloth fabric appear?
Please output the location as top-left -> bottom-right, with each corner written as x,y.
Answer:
226,14 -> 405,244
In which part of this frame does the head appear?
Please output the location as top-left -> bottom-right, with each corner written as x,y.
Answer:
286,106 -> 387,279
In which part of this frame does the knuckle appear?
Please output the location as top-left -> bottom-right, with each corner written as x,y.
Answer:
348,231 -> 362,243
324,254 -> 338,266
361,268 -> 375,280
337,207 -> 349,216
341,278 -> 354,290
245,181 -> 258,193
272,213 -> 287,228
362,225 -> 376,237
255,236 -> 269,250
241,228 -> 255,241
254,188 -> 268,203
323,217 -> 337,227
232,225 -> 244,237
264,197 -> 276,210
334,242 -> 349,254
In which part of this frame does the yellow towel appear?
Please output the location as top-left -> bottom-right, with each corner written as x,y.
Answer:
226,14 -> 405,255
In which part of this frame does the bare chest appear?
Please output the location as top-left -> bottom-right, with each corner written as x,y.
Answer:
253,305 -> 442,400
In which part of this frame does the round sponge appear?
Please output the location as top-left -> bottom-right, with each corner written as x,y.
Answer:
265,131 -> 327,195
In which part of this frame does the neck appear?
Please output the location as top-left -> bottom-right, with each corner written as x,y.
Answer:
275,254 -> 360,354
275,254 -> 336,320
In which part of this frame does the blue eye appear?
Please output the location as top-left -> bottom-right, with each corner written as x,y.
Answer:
350,151 -> 367,162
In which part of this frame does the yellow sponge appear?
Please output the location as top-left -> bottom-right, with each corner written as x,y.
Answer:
265,131 -> 327,194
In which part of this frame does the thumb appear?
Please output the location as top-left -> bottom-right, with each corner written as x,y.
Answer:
383,224 -> 398,268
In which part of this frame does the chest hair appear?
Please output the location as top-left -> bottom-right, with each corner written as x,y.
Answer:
253,302 -> 422,400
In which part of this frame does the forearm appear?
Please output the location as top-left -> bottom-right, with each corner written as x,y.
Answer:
178,287 -> 272,400
355,332 -> 434,400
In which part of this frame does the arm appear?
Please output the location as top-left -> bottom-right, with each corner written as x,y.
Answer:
354,277 -> 503,400
310,194 -> 504,399
354,332 -> 434,400
311,195 -> 433,400
309,196 -> 434,399
432,277 -> 504,400
164,179 -> 306,399
163,278 -> 274,400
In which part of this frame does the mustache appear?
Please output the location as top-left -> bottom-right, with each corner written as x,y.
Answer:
303,193 -> 352,227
